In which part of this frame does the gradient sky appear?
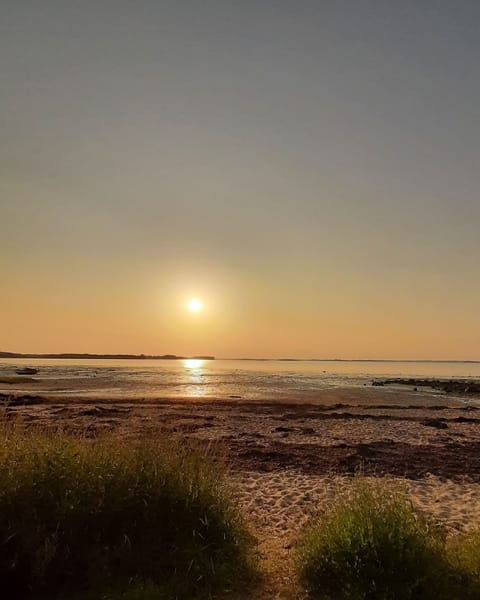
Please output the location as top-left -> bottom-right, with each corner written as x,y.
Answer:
1,1 -> 479,359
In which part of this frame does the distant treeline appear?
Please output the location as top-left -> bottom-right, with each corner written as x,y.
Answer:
0,352 -> 214,360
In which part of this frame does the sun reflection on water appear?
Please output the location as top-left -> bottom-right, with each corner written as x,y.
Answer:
183,359 -> 203,370
182,359 -> 206,396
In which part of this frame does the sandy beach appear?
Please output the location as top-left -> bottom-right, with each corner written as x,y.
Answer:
2,384 -> 480,597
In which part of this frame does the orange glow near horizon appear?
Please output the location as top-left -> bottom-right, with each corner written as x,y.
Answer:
0,261 -> 479,360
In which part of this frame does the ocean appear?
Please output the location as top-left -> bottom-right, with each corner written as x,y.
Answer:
1,358 -> 479,401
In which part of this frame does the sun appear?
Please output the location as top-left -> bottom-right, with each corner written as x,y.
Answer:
187,298 -> 203,312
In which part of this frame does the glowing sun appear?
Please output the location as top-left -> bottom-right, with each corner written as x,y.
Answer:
187,298 -> 203,312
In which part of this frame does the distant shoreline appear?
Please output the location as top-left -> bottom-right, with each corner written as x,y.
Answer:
228,358 -> 480,363
1,352 -> 479,364
0,352 -> 215,360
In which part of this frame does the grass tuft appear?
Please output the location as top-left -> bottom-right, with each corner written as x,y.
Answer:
447,530 -> 480,598
0,422 -> 256,599
296,478 -> 451,600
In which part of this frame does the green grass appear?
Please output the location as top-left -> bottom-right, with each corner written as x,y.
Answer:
447,530 -> 480,599
0,423 -> 256,599
296,478 -> 452,600
6,423 -> 480,600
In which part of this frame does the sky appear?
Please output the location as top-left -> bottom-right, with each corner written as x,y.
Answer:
1,1 -> 479,359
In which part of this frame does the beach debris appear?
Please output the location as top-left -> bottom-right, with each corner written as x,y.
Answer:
15,367 -> 38,375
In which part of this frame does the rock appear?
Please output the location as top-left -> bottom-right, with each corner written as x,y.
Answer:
421,419 -> 448,429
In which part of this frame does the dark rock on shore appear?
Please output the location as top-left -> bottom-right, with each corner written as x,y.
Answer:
421,418 -> 448,429
372,378 -> 480,397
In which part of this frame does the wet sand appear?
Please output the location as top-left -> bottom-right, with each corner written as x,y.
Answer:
2,386 -> 480,598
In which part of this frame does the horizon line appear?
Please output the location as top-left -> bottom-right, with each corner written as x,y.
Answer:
1,351 -> 479,364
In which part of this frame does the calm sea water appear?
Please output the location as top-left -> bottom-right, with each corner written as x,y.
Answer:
1,359 -> 479,401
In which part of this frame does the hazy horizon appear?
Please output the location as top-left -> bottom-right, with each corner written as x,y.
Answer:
2,349 -> 480,363
2,1 -> 479,360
